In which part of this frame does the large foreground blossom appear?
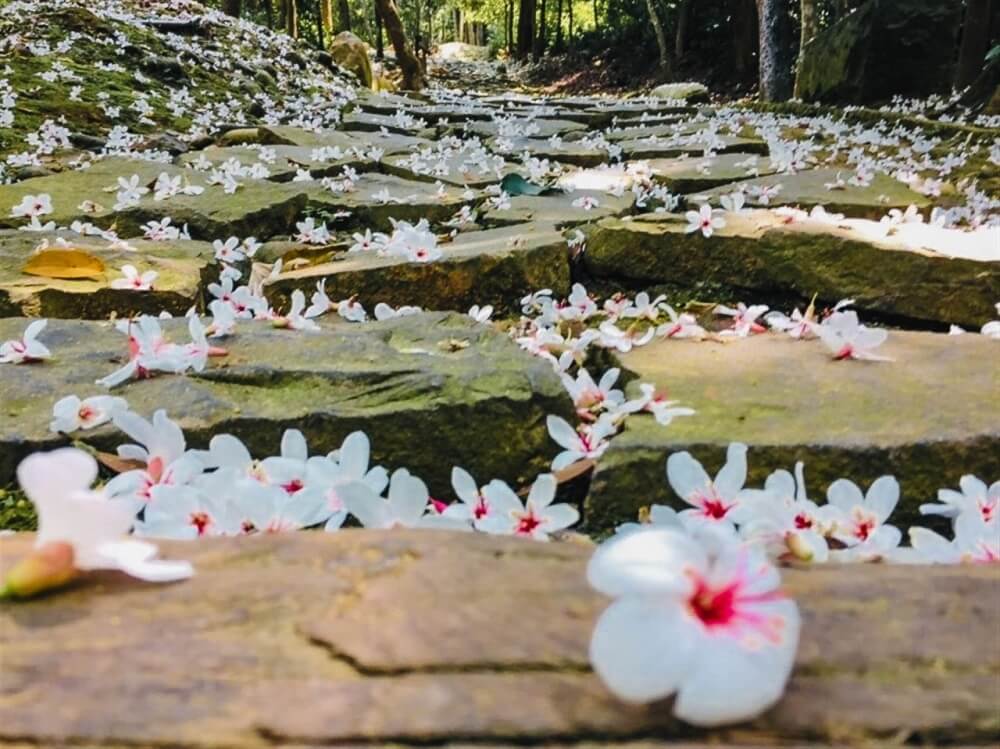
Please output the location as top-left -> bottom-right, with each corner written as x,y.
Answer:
587,527 -> 800,725
1,449 -> 192,597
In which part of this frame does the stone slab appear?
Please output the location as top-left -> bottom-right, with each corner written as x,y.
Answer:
584,212 -> 1000,329
264,224 -> 570,315
618,135 -> 769,161
259,125 -> 436,157
0,313 -> 573,492
0,158 -> 307,241
645,153 -> 780,192
489,136 -> 612,167
0,231 -> 214,319
299,173 -> 473,231
0,531 -> 996,746
586,332 -> 1000,532
178,145 -> 372,183
482,191 -> 634,229
341,110 -> 437,138
461,118 -> 589,140
381,150 -> 516,188
692,168 -> 934,220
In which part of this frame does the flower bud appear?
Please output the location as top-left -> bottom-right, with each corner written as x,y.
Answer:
1,542 -> 78,598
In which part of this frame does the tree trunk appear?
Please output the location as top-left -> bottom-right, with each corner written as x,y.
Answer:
374,0 -> 426,89
732,0 -> 757,84
675,0 -> 690,60
534,0 -> 547,59
793,0 -> 819,97
337,0 -> 351,30
320,0 -> 334,40
645,0 -> 671,77
517,0 -> 536,58
223,0 -> 241,18
375,0 -> 385,59
555,0 -> 564,50
507,0 -> 514,53
593,0 -> 599,33
568,0 -> 573,43
264,0 -> 274,27
284,0 -> 298,38
755,0 -> 793,101
956,0 -> 993,88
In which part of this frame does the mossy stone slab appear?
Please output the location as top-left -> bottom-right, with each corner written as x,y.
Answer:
482,190 -> 634,228
490,137 -> 612,167
353,90 -> 430,114
618,135 -> 769,160
692,168 -> 933,220
584,212 -> 1000,329
299,173 -> 472,231
259,125 -> 435,156
381,151 -> 516,188
0,231 -> 214,319
263,223 -> 570,315
462,118 -> 589,140
177,145 -> 372,183
586,332 -> 1000,532
340,110 -> 437,138
0,158 -> 307,241
645,152 -> 779,192
0,313 -> 574,492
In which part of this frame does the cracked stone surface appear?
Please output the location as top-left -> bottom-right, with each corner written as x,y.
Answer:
0,530 -> 996,748
263,223 -> 570,315
0,313 -> 574,493
585,331 -> 1000,532
584,211 -> 1000,329
482,190 -> 635,228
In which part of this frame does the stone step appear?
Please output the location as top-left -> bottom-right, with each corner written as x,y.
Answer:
0,530 -> 995,747
692,167 -> 933,220
177,144 -> 373,183
618,135 -> 770,161
0,313 -> 573,493
645,153 -> 780,193
586,331 -> 1000,533
0,231 -> 214,319
263,223 -> 570,315
482,191 -> 634,228
584,212 -> 1000,329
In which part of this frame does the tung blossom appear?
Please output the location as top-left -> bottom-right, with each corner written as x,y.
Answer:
587,527 -> 800,725
477,473 -> 580,540
1,319 -> 51,364
110,264 -> 157,291
818,311 -> 891,361
50,394 -> 128,433
685,203 -> 725,238
547,414 -> 616,470
666,443 -> 750,525
2,448 -> 192,597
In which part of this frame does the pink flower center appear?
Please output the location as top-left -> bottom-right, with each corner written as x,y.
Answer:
147,456 -> 165,483
189,512 -> 211,536
515,510 -> 542,536
794,513 -> 813,530
854,517 -> 876,541
473,495 -> 490,520
282,478 -> 304,494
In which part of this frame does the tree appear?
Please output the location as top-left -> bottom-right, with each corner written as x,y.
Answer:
645,0 -> 671,77
675,0 -> 691,60
756,0 -> 793,100
374,0 -> 426,89
338,0 -> 352,30
956,0 -> 993,88
517,0 -> 536,57
793,0 -> 819,98
223,0 -> 241,17
284,0 -> 299,38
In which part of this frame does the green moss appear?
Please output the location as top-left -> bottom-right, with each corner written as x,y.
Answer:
0,488 -> 37,531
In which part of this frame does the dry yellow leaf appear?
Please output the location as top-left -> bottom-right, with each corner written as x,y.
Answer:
22,249 -> 106,280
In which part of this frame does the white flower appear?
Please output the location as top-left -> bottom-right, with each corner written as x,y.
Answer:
818,311 -> 891,361
1,319 -> 51,364
338,468 -> 470,530
906,511 -> 999,564
295,217 -> 332,244
546,414 -> 616,470
715,303 -> 768,337
468,304 -> 493,323
587,527 -> 799,724
273,289 -> 320,331
213,237 -> 246,263
920,475 -> 998,526
11,193 -> 53,218
685,203 -> 725,238
572,195 -> 600,210
825,476 -> 901,559
50,394 -> 128,433
110,264 -> 157,291
337,296 -> 367,322
656,304 -> 706,339
16,448 -> 193,582
666,443 -> 750,526
477,473 -> 579,540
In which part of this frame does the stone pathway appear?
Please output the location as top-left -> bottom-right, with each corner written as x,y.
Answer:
1,3 -> 999,743
1,531 -> 997,748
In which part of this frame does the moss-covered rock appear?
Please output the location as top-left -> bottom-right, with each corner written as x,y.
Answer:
263,223 -> 570,315
178,145 -> 374,183
328,31 -> 373,89
0,230 -> 215,318
584,212 -> 999,329
482,190 -> 634,228
645,152 -> 779,193
586,332 -> 1000,533
692,168 -> 933,220
0,313 -> 574,494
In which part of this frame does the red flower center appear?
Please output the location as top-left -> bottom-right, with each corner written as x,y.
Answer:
190,512 -> 211,536
515,511 -> 542,536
